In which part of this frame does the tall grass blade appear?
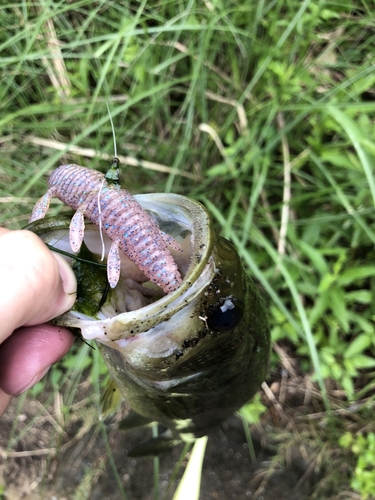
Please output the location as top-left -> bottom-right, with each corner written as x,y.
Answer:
173,436 -> 208,500
327,106 -> 375,207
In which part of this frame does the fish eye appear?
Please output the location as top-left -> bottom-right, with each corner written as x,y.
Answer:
207,303 -> 242,331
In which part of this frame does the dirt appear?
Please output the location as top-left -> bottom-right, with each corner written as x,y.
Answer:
0,378 -> 322,500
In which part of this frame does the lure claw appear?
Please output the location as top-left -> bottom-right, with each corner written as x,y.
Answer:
69,209 -> 85,253
29,188 -> 55,223
107,239 -> 121,288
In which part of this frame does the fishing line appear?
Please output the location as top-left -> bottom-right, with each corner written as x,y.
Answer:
97,101 -> 118,262
97,177 -> 106,262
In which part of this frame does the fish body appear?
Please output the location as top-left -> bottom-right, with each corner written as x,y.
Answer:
98,234 -> 270,444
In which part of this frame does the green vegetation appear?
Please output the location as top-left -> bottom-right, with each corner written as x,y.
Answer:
1,0 -> 375,498
341,432 -> 375,499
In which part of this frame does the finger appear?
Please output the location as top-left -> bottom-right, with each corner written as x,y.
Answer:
0,324 -> 75,395
0,388 -> 12,417
0,230 -> 77,342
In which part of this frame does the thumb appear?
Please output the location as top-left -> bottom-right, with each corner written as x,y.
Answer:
0,229 -> 77,342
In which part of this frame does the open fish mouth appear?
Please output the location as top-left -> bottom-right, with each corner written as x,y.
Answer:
26,192 -> 270,451
26,194 -> 216,341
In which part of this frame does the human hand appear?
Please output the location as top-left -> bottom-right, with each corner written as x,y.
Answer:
0,228 -> 77,415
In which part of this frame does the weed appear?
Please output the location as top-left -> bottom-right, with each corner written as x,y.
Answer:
340,432 -> 375,499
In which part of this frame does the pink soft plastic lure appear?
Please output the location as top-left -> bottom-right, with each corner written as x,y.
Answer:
29,164 -> 182,293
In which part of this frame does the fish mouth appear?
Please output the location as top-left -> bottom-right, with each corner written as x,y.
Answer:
26,194 -> 216,342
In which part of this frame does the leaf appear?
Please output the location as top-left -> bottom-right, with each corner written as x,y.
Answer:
339,432 -> 353,449
348,312 -> 374,334
344,334 -> 371,359
50,369 -> 63,389
321,150 -> 358,170
238,395 -> 267,425
338,266 -> 375,287
206,163 -> 232,177
62,352 -> 92,371
298,240 -> 328,276
329,286 -> 349,332
327,106 -> 375,208
331,361 -> 343,380
350,355 -> 375,369
28,381 -> 44,397
346,290 -> 372,304
352,74 -> 375,97
320,348 -> 335,365
343,359 -> 358,377
308,294 -> 329,327
318,272 -> 338,292
341,375 -> 354,400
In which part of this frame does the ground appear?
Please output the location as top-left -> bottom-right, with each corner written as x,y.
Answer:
0,351 -> 335,500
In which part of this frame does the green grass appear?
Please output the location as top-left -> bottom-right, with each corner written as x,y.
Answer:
1,0 -> 375,498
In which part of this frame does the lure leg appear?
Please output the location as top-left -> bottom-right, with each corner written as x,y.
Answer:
107,239 -> 121,288
28,188 -> 56,223
159,231 -> 183,252
69,209 -> 86,253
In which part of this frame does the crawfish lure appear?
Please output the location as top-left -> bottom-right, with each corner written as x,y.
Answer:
29,160 -> 182,293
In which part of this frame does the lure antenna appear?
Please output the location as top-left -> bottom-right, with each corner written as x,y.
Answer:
104,100 -> 120,186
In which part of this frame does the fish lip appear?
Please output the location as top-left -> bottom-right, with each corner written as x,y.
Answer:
59,255 -> 216,341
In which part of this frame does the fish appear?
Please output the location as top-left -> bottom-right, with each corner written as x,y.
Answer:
26,162 -> 270,455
